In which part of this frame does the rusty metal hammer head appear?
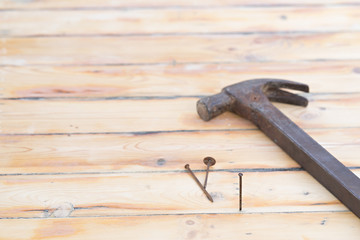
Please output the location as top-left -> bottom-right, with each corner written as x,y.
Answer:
197,79 -> 309,122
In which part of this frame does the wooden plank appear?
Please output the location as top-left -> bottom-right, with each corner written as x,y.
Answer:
1,170 -> 359,218
2,7 -> 360,36
1,94 -> 360,134
1,0 -> 359,238
2,62 -> 360,99
0,212 -> 359,240
2,33 -> 360,66
1,0 -> 358,9
1,129 -> 359,174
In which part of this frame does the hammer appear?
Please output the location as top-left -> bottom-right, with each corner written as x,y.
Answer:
197,79 -> 360,218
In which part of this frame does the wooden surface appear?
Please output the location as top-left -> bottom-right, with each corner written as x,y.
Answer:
1,0 -> 360,239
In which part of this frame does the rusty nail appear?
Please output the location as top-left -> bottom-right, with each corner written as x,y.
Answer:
238,173 -> 243,211
185,164 -> 214,202
203,157 -> 216,189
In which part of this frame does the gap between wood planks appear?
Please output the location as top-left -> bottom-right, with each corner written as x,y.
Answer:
0,92 -> 359,101
0,210 -> 351,220
3,31 -> 359,39
1,0 -> 360,11
1,125 -> 360,136
2,59 -> 359,67
1,167 -> 360,177
0,167 -> 304,176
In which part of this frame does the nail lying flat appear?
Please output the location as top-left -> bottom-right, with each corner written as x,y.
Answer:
197,79 -> 360,218
185,164 -> 214,202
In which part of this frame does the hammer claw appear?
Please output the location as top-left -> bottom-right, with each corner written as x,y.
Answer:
266,88 -> 308,107
265,79 -> 309,93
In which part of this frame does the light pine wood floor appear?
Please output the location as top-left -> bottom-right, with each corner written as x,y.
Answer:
1,0 -> 360,239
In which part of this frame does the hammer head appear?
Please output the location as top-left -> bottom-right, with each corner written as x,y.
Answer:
197,79 -> 309,121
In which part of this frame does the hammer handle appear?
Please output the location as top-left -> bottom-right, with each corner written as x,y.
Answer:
249,102 -> 360,218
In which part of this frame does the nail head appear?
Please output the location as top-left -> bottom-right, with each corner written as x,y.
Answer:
203,157 -> 216,166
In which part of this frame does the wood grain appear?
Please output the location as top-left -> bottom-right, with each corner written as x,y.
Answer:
0,212 -> 359,240
2,0 -> 360,237
2,33 -> 360,66
1,0 -> 358,9
2,61 -> 360,99
2,7 -> 360,36
1,94 -> 360,134
1,170 -> 359,218
1,128 -> 359,174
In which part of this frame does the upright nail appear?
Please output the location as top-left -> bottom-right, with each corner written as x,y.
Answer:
185,164 -> 213,202
203,157 -> 216,189
238,173 -> 243,211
